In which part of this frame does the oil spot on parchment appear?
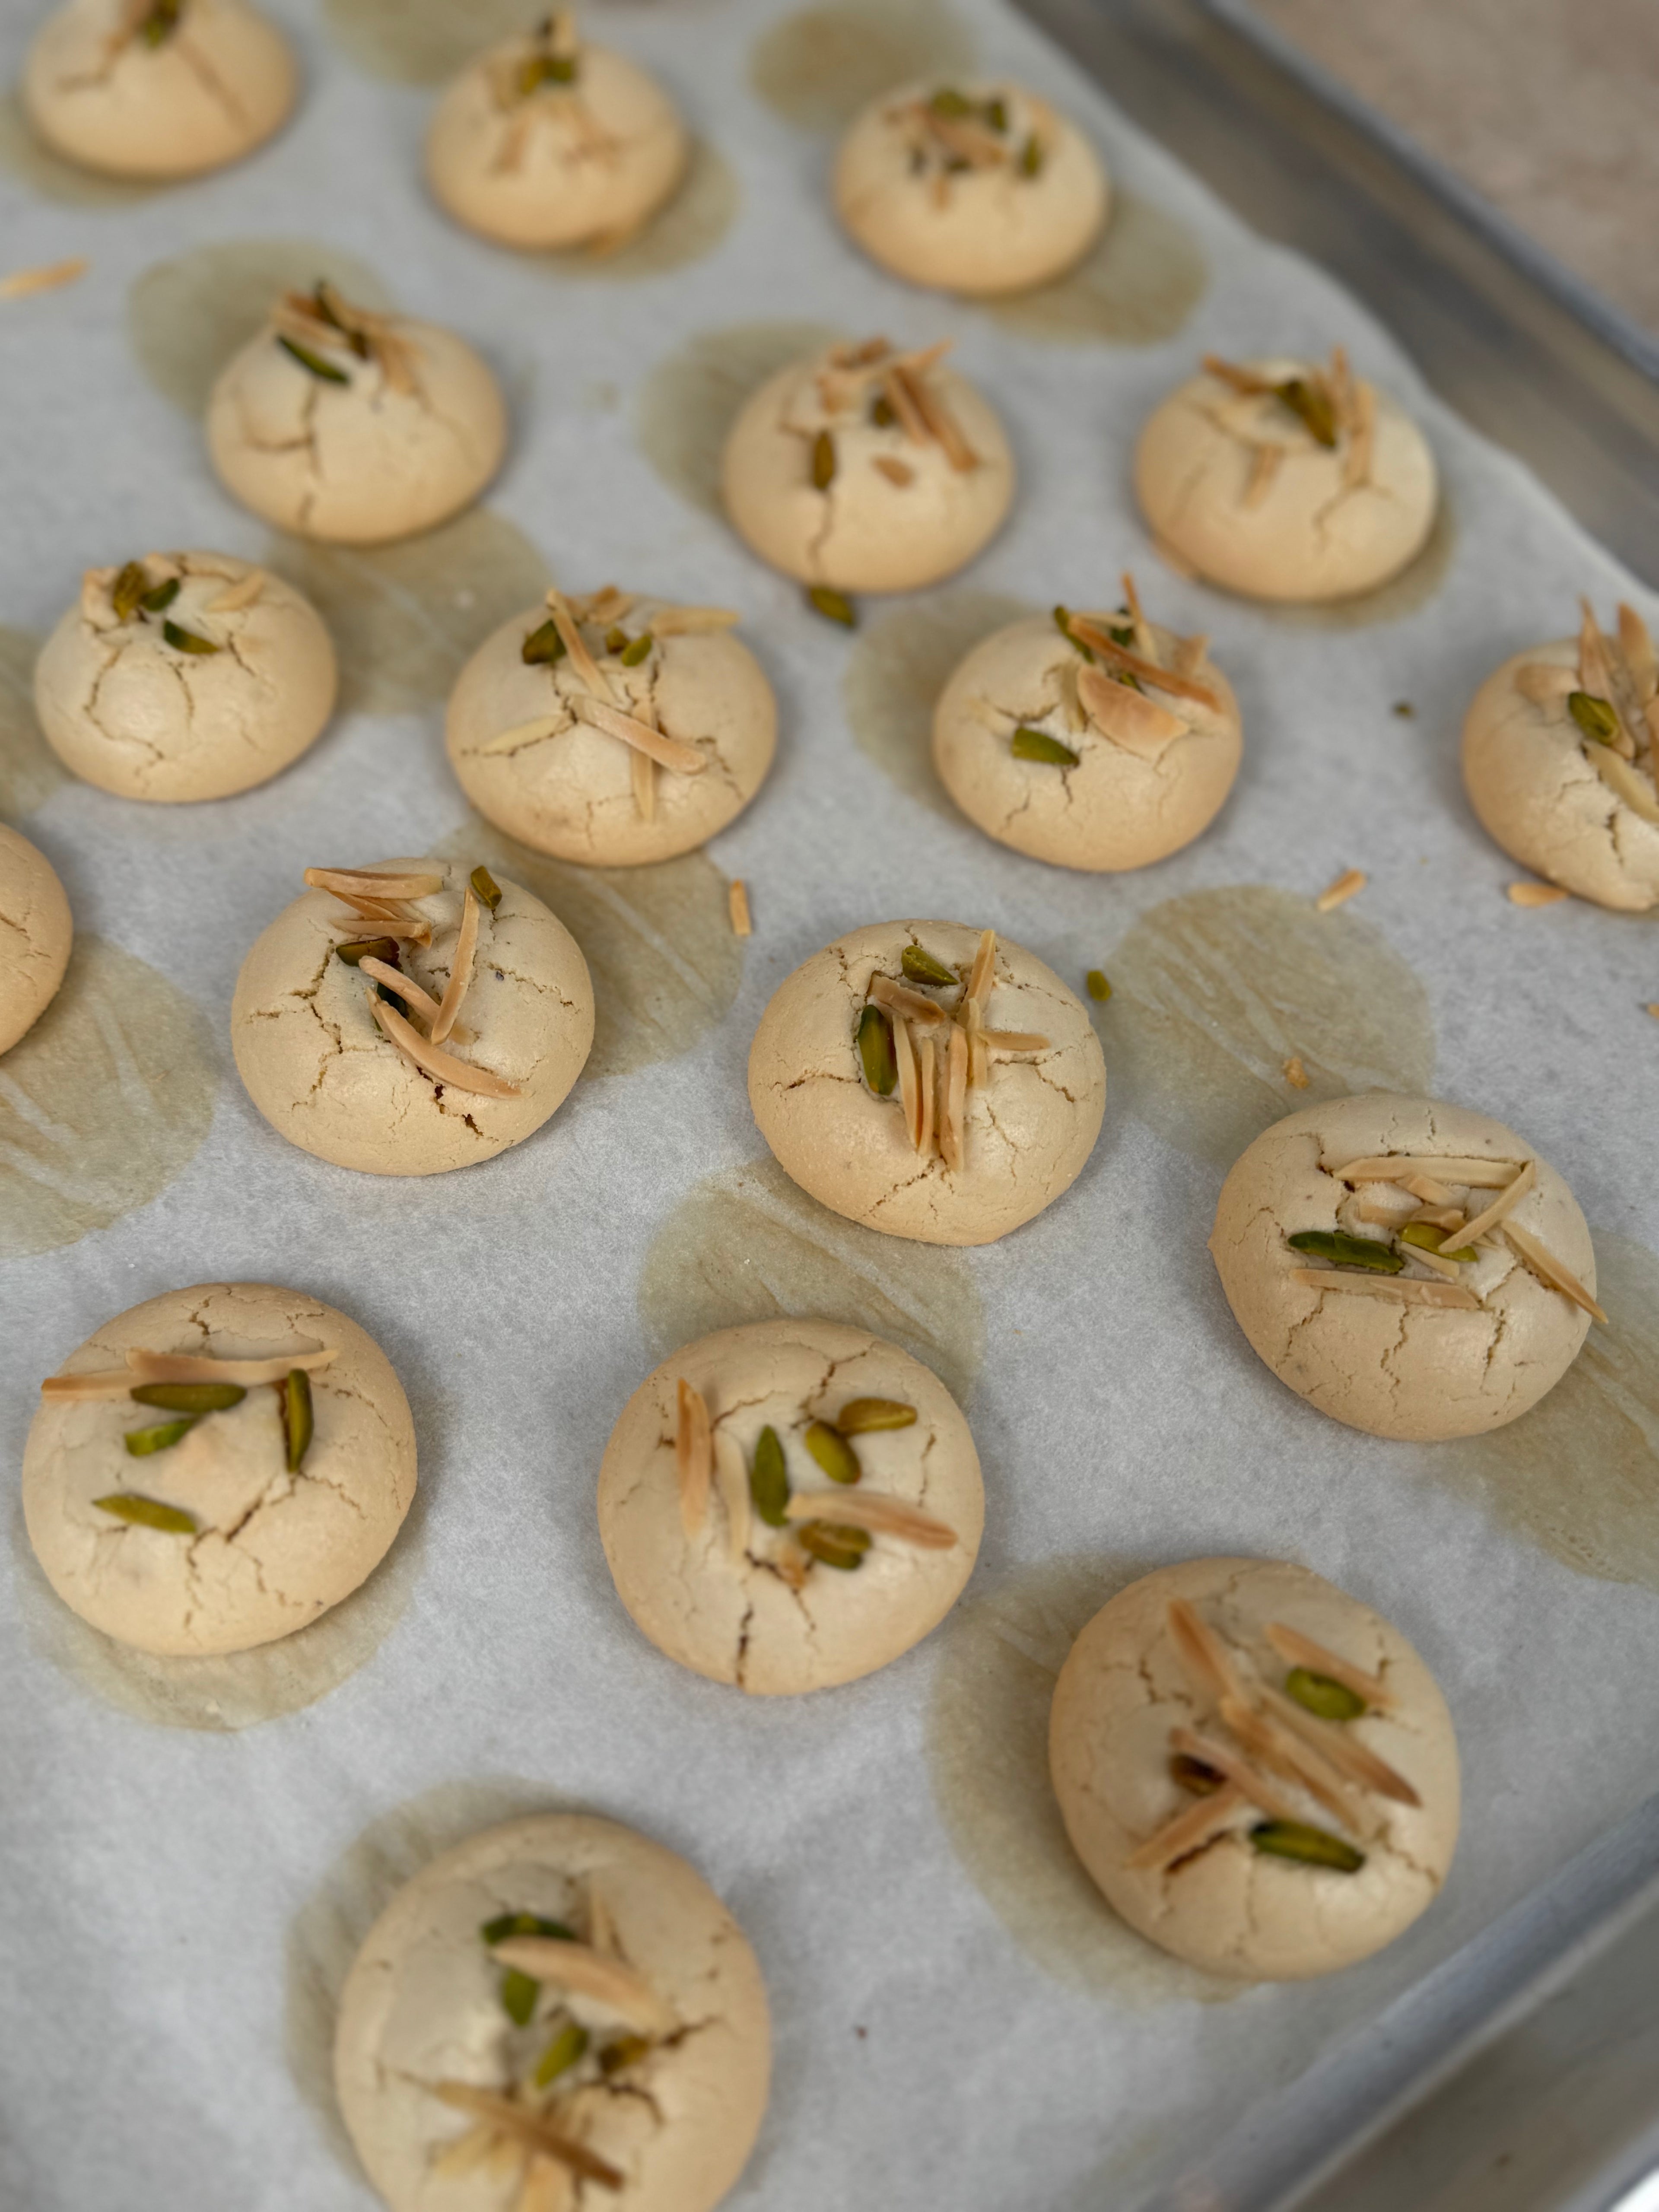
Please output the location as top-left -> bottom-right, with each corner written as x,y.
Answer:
1103,885 -> 1434,1168
0,936 -> 218,1260
10,1499 -> 423,1732
264,514 -> 551,718
1433,1233 -> 1659,1593
127,238 -> 391,417
533,140 -> 739,283
436,818 -> 743,1082
321,0 -> 538,84
0,625 -> 67,817
845,590 -> 1032,816
926,1553 -> 1239,2002
636,319 -> 840,518
286,1777 -> 559,2174
639,1155 -> 984,1403
750,0 -> 976,132
985,192 -> 1207,346
0,90 -> 160,206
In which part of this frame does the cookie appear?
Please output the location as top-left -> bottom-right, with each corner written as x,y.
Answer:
0,825 -> 72,1055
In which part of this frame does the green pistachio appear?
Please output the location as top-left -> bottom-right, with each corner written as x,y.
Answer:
162,620 -> 219,656
982,95 -> 1009,132
796,1520 -> 871,1570
1569,690 -> 1620,746
111,561 -> 150,621
1284,1667 -> 1367,1722
280,1368 -> 313,1474
1086,969 -> 1112,1002
93,1491 -> 197,1533
1276,376 -> 1338,448
310,283 -> 369,357
1287,1229 -> 1406,1274
870,394 -> 897,429
519,51 -> 578,95
750,1426 -> 790,1527
1250,1820 -> 1365,1873
604,625 -> 629,655
1392,700 -> 1416,718
806,585 -> 857,628
598,2034 -> 652,2076
534,2021 -> 589,2088
620,631 -> 653,667
1170,1752 -> 1224,1796
811,429 -> 836,491
470,865 -> 503,911
1052,605 -> 1094,662
130,1382 -> 246,1414
1010,726 -> 1080,766
1018,133 -> 1043,177
803,1421 -> 861,1485
500,1969 -> 539,2027
480,1911 -> 576,1946
140,0 -> 181,48
521,617 -> 567,666
901,945 -> 958,988
929,86 -> 974,117
124,1416 -> 199,1458
835,1398 -> 916,1434
856,1004 -> 897,1096
277,334 -> 350,385
335,937 -> 399,968
139,577 -> 180,615
1398,1222 -> 1478,1263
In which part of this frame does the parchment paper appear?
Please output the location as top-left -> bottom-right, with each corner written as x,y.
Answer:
2,3 -> 1657,2209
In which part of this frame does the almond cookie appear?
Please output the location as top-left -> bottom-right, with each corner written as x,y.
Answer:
0,826 -> 72,1055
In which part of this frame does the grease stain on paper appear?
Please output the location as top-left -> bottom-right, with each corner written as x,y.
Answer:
0,936 -> 218,1260
636,319 -> 840,517
639,1156 -> 984,1404
0,625 -> 67,817
264,515 -> 551,718
533,140 -> 738,283
0,90 -> 160,206
750,0 -> 976,131
985,193 -> 1207,346
436,818 -> 743,1081
844,589 -> 1033,816
1103,885 -> 1435,1168
926,1553 -> 1239,2001
321,0 -> 539,83
128,238 -> 391,417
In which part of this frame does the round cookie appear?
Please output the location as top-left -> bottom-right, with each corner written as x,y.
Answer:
598,1319 -> 984,1695
23,1281 -> 416,1659
427,16 -> 688,252
0,825 -> 72,1055
721,337 -> 1014,596
335,1813 -> 770,2212
23,0 -> 296,181
1135,350 -> 1437,602
1050,1557 -> 1460,1980
232,856 -> 594,1177
933,589 -> 1241,871
747,921 -> 1106,1246
206,283 -> 506,546
34,552 -> 337,802
446,586 -> 776,866
1210,1093 -> 1600,1442
834,79 -> 1107,296
1462,602 -> 1659,912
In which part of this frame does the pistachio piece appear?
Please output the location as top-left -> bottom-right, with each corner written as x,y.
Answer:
1284,1667 -> 1367,1722
856,1004 -> 897,1096
803,1421 -> 861,1485
1011,726 -> 1080,766
480,1910 -> 577,1946
796,1520 -> 872,1570
1398,1222 -> 1478,1263
521,617 -> 567,666
1018,133 -> 1043,178
1086,969 -> 1112,1001
111,562 -> 150,621
162,620 -> 219,656
470,865 -> 503,912
930,86 -> 974,118
140,0 -> 181,47
1250,1820 -> 1365,1873
807,585 -> 857,628
1276,377 -> 1338,448
1569,690 -> 1620,746
620,631 -> 653,667
982,95 -> 1009,132
901,945 -> 958,988
93,1491 -> 197,1533
750,1426 -> 790,1528
278,334 -> 351,385
604,625 -> 629,655
836,1397 -> 917,1434
519,51 -> 578,94
335,936 -> 400,968
1287,1230 -> 1406,1274
124,1415 -> 198,1457
870,394 -> 897,429
534,2021 -> 589,2088
1170,1752 -> 1224,1796
598,2034 -> 652,2077
811,429 -> 836,492
1052,605 -> 1094,662
130,1382 -> 246,1414
281,1368 -> 313,1473
140,577 -> 181,615
500,1968 -> 539,2027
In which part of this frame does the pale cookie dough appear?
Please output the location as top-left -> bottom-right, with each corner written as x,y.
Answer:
1135,349 -> 1437,602
232,856 -> 594,1177
0,826 -> 72,1055
721,337 -> 1014,597
1462,597 -> 1659,912
206,282 -> 507,546
834,79 -> 1107,296
748,921 -> 1105,1246
446,585 -> 776,867
23,1281 -> 416,1659
335,1812 -> 770,2212
23,0 -> 296,181
1050,1557 -> 1460,1980
427,12 -> 688,253
933,579 -> 1241,870
34,551 -> 337,802
1210,1093 -> 1601,1442
598,1319 -> 983,1696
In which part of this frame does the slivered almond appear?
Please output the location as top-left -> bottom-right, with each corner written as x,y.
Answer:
1259,1685 -> 1419,1806
873,455 -> 915,487
1502,1220 -> 1608,1325
586,1878 -> 616,1958
1077,665 -> 1186,755
1404,1239 -> 1463,1282
431,886 -> 481,1045
1067,618 -> 1220,709
207,568 -> 265,614
305,867 -> 443,901
1578,599 -> 1637,756
1344,379 -> 1375,487
39,1369 -> 144,1401
1315,868 -> 1366,913
1202,354 -> 1275,396
573,585 -> 633,626
712,1428 -> 750,1562
518,2157 -> 575,2212
1169,1727 -> 1303,1823
1244,442 -> 1281,509
1166,1597 -> 1246,1704
1456,1157 -> 1536,1246
1119,569 -> 1155,661
0,256 -> 89,300
1326,1155 -> 1522,1189
1515,662 -> 1575,706
966,928 -> 996,1008
1328,344 -> 1355,433
1587,743 -> 1659,825
359,957 -> 442,1025
940,1022 -> 968,1173
1264,1622 -> 1393,1709
869,974 -> 946,1025
981,1029 -> 1049,1052
1508,880 -> 1570,906
546,590 -> 615,702
676,1378 -> 712,1538
630,743 -> 656,822
126,1346 -> 337,1387
921,107 -> 1006,167
430,2085 -> 623,2190
489,1939 -> 675,2036
477,717 -> 564,757
1220,1694 -> 1368,1836
1618,603 -> 1657,702
893,1013 -> 923,1151
728,880 -> 752,937
1290,1268 -> 1480,1310
1409,1205 -> 1466,1232
1126,1783 -> 1246,1872
890,362 -> 977,472
648,604 -> 741,636
880,363 -> 930,446
1284,1055 -> 1309,1090
370,996 -> 521,1098
1402,1172 -> 1456,1205
782,1491 -> 957,1548
430,2122 -> 494,2180
917,1032 -> 936,1157
570,694 -> 705,774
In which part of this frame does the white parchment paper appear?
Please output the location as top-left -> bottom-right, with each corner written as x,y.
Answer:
2,3 -> 1657,2209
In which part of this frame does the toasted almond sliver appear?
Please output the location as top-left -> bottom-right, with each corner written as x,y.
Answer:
546,589 -> 616,703
1617,603 -> 1658,703
1067,619 -> 1220,710
712,1428 -> 750,1564
570,694 -> 706,775
305,867 -> 443,901
1456,1157 -> 1537,1247
39,1369 -> 144,1401
518,2155 -> 574,2212
1166,1598 -> 1246,1705
1202,353 -> 1275,397
1077,665 -> 1186,756
880,362 -> 930,447
728,880 -> 752,938
1264,1624 -> 1393,1708
1403,1239 -> 1463,1283
782,1491 -> 957,1548
1219,1694 -> 1369,1837
1284,1055 -> 1309,1089
1326,1155 -> 1522,1189
1315,867 -> 1366,913
966,928 -> 996,1009
893,362 -> 977,473
1169,1726 -> 1304,1824
586,1878 -> 616,1959
1344,379 -> 1376,487
981,1029 -> 1049,1052
1126,1783 -> 1246,1872
489,1939 -> 675,2036
873,454 -> 915,487
430,886 -> 481,1045
0,255 -> 89,300
370,996 -> 521,1099
1402,1173 -> 1456,1205
359,956 -> 443,1026
1502,1220 -> 1608,1325
1507,880 -> 1570,906
430,2085 -> 623,2190
123,1346 -> 337,1388
939,1022 -> 968,1174
869,974 -> 947,1026
1244,442 -> 1282,509
1515,662 -> 1576,706
630,743 -> 656,823
1259,1684 -> 1420,1806
1290,1267 -> 1480,1310
647,605 -> 741,636
207,568 -> 266,614
892,1013 -> 922,1152
917,1031 -> 936,1159
430,2121 -> 495,2179
676,1378 -> 712,1538
1587,742 -> 1659,826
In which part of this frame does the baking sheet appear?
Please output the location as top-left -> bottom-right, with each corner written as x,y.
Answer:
2,1 -> 1658,2208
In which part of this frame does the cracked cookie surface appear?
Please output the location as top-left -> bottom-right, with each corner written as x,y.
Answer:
334,1812 -> 770,2212
598,1318 -> 983,1695
1050,1557 -> 1460,1980
23,1280 -> 416,1658
0,823 -> 72,1054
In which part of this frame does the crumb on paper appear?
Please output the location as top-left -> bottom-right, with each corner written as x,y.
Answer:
729,880 -> 753,938
1507,881 -> 1569,908
1086,969 -> 1111,1002
1392,700 -> 1415,718
1315,867 -> 1366,914
1284,1055 -> 1309,1089
0,257 -> 89,301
